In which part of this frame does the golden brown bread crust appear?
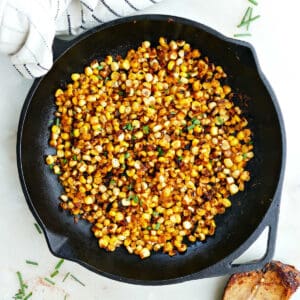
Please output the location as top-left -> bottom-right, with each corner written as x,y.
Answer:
222,261 -> 300,300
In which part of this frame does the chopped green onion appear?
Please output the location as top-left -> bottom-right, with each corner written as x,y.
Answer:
149,105 -> 155,109
70,274 -> 85,287
73,155 -> 77,161
34,223 -> 42,234
62,272 -> 70,282
178,156 -> 183,161
154,223 -> 161,230
44,277 -> 55,285
216,116 -> 224,125
152,211 -> 159,217
248,0 -> 258,5
105,77 -> 110,82
26,260 -> 38,266
109,180 -> 116,185
123,123 -> 133,131
142,125 -> 149,134
127,184 -> 133,191
48,119 -> 54,126
63,158 -> 68,164
191,118 -> 200,125
97,75 -> 103,80
187,125 -> 195,131
242,153 -> 248,159
157,146 -> 164,157
49,164 -> 54,169
24,292 -> 33,300
16,272 -> 25,295
170,111 -> 176,115
50,270 -> 59,278
147,226 -> 151,230
133,195 -> 139,204
55,118 -> 60,126
132,135 -> 136,140
237,6 -> 260,30
97,65 -> 104,70
64,295 -> 67,300
124,152 -> 130,159
55,259 -> 64,270
234,33 -> 252,37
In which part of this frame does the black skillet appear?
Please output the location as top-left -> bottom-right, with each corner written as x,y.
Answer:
17,15 -> 286,285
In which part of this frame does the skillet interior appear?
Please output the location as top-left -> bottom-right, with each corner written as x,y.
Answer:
18,15 -> 284,283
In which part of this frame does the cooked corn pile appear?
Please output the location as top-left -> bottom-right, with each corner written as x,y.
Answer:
46,38 -> 254,259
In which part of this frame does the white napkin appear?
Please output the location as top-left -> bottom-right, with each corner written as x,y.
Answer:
0,0 -> 161,78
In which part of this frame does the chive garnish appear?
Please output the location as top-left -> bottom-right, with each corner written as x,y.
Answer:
142,125 -> 149,134
62,272 -> 70,282
55,259 -> 64,270
73,155 -> 77,161
157,146 -> 164,157
49,164 -> 54,169
110,180 -> 116,185
242,153 -> 248,159
44,277 -> 55,285
149,105 -> 155,109
132,195 -> 139,204
216,116 -> 224,125
132,135 -> 136,140
191,118 -> 200,125
16,271 -> 25,295
124,152 -> 130,159
34,223 -> 42,234
64,295 -> 67,300
97,65 -> 104,70
154,223 -> 161,230
55,118 -> 60,126
248,0 -> 258,6
127,184 -> 133,191
178,156 -> 183,161
234,33 -> 252,37
50,270 -> 59,278
70,274 -> 85,287
26,260 -> 38,266
152,211 -> 159,217
105,77 -> 110,82
123,123 -> 133,131
187,125 -> 195,131
170,111 -> 176,115
63,158 -> 67,164
147,226 -> 151,230
24,292 -> 33,300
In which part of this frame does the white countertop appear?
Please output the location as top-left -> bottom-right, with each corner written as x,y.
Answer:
0,0 -> 299,299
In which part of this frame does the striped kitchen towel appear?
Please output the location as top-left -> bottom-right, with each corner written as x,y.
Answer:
0,0 -> 162,78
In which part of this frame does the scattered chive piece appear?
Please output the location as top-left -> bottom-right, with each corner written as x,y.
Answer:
248,0 -> 258,5
97,65 -> 104,70
170,111 -> 176,115
157,146 -> 164,157
48,119 -> 54,126
63,158 -> 68,164
124,152 -> 130,159
142,125 -> 150,134
44,277 -> 55,285
70,274 -> 85,287
149,105 -> 155,109
147,226 -> 151,230
127,184 -> 133,191
49,164 -> 54,169
55,259 -> 64,270
50,270 -> 59,278
133,195 -> 139,204
234,33 -> 252,37
249,140 -> 253,144
24,292 -> 33,300
123,123 -> 133,131
55,118 -> 60,126
105,77 -> 110,82
242,153 -> 248,159
154,223 -> 161,230
216,116 -> 224,125
34,223 -> 42,234
187,125 -> 195,131
64,295 -> 67,300
16,272 -> 25,295
238,6 -> 252,28
152,211 -> 159,217
73,155 -> 77,161
191,118 -> 200,125
62,272 -> 70,282
97,75 -> 103,80
26,260 -> 38,266
178,156 -> 183,161
110,180 -> 116,185
132,135 -> 136,140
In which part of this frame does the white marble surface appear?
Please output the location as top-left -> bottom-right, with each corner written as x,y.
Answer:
0,0 -> 300,299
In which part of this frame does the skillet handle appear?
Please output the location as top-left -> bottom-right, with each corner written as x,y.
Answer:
52,37 -> 74,61
226,202 -> 279,275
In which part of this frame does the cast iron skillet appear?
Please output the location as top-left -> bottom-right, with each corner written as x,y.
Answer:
17,15 -> 286,285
